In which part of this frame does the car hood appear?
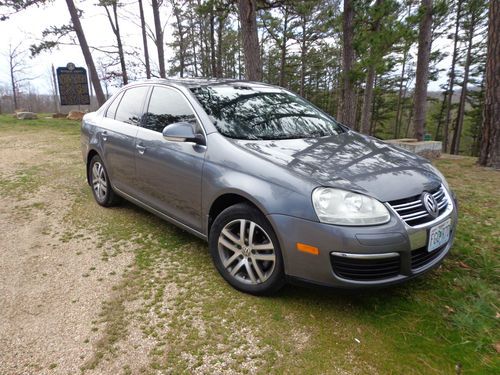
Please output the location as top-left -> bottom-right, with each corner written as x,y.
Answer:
231,131 -> 442,202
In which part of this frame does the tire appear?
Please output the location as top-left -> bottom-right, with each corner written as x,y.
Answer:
209,203 -> 285,295
89,155 -> 119,207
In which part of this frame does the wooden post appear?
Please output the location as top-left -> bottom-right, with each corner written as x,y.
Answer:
51,64 -> 60,113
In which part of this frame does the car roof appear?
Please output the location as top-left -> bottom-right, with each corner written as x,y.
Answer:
132,77 -> 273,89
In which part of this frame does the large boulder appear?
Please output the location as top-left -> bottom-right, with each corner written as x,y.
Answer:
16,112 -> 38,120
67,111 -> 85,120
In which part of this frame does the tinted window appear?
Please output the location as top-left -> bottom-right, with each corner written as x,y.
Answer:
143,86 -> 197,133
105,91 -> 124,119
115,86 -> 149,125
191,85 -> 342,140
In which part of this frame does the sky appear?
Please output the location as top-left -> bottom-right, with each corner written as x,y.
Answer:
0,0 -> 174,96
0,0 -> 452,97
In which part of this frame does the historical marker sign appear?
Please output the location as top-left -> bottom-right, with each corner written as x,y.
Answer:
56,64 -> 90,106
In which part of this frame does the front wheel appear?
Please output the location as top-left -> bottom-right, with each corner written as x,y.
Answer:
209,203 -> 285,295
89,155 -> 119,207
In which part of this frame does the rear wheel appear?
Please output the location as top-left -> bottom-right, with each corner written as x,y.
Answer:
209,203 -> 285,295
89,155 -> 119,207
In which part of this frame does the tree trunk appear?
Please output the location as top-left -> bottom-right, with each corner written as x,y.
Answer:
172,3 -> 185,77
190,21 -> 198,76
113,3 -> 127,84
138,0 -> 151,79
279,6 -> 289,88
479,0 -> 499,168
9,53 -> 18,110
369,74 -> 379,135
340,0 -> 356,127
434,90 -> 448,141
65,0 -> 105,106
209,10 -> 216,77
152,0 -> 166,78
300,14 -> 307,97
450,12 -> 475,155
238,0 -> 262,81
51,64 -> 60,112
412,0 -> 433,141
443,0 -> 463,152
360,65 -> 376,134
216,14 -> 224,78
394,46 -> 408,138
203,18 -> 211,76
237,17 -> 242,79
103,3 -> 128,85
360,0 -> 382,135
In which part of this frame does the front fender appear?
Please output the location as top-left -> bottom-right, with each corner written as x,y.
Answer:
201,161 -> 318,235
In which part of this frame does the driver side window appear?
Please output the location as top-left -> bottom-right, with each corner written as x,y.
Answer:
143,86 -> 197,133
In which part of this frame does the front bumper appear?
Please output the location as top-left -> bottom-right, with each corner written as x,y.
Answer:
267,190 -> 458,288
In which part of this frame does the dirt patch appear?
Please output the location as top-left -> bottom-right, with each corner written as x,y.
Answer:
0,132 -> 134,374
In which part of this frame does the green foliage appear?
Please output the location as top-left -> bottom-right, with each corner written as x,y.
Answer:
3,0 -> 490,156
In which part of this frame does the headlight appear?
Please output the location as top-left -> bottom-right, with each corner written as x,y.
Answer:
312,187 -> 390,226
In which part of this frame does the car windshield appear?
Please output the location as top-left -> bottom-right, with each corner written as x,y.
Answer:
191,85 -> 342,140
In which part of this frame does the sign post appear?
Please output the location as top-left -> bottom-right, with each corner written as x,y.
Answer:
56,63 -> 90,108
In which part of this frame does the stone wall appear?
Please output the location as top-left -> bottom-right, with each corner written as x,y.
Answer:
385,139 -> 442,159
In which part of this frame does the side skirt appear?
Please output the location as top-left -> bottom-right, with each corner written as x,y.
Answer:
113,186 -> 208,241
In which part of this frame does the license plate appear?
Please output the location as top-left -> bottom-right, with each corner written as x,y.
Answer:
428,219 -> 451,252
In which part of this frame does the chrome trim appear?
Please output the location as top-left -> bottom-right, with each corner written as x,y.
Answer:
330,252 -> 399,260
401,210 -> 428,220
433,190 -> 444,200
437,199 -> 447,209
408,229 -> 427,250
395,202 -> 423,211
386,184 -> 454,229
409,186 -> 454,229
391,199 -> 422,209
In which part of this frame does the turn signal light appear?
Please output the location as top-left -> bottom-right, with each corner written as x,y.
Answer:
296,242 -> 319,255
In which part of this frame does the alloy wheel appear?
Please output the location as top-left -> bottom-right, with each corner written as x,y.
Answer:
92,161 -> 108,202
217,219 -> 276,285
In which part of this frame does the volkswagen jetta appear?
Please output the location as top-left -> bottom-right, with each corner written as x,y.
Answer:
81,78 -> 457,295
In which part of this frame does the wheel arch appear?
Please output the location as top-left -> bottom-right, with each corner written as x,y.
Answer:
207,192 -> 267,237
86,149 -> 100,185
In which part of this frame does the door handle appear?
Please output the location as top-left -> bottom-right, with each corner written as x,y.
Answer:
136,144 -> 146,155
102,131 -> 108,141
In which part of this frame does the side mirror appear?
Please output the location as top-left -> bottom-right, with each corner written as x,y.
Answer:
162,122 -> 205,145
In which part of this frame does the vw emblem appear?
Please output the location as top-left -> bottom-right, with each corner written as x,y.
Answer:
422,192 -> 439,218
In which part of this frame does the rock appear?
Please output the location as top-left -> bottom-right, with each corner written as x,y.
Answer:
67,111 -> 85,120
16,112 -> 38,120
52,113 -> 68,119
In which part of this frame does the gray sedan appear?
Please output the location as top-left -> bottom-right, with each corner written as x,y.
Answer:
81,78 -> 457,295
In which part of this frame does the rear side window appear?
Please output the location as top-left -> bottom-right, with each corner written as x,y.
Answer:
115,86 -> 149,125
143,86 -> 197,133
105,91 -> 124,119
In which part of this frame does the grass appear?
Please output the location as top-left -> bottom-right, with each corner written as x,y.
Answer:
0,114 -> 498,374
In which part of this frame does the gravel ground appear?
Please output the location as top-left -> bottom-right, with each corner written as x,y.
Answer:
0,128 -> 134,375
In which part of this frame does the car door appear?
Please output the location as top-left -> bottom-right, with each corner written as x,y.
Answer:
100,85 -> 150,196
135,85 -> 206,232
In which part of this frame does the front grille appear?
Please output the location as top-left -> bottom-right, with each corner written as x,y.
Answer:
388,185 -> 448,226
330,254 -> 400,281
411,243 -> 447,270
